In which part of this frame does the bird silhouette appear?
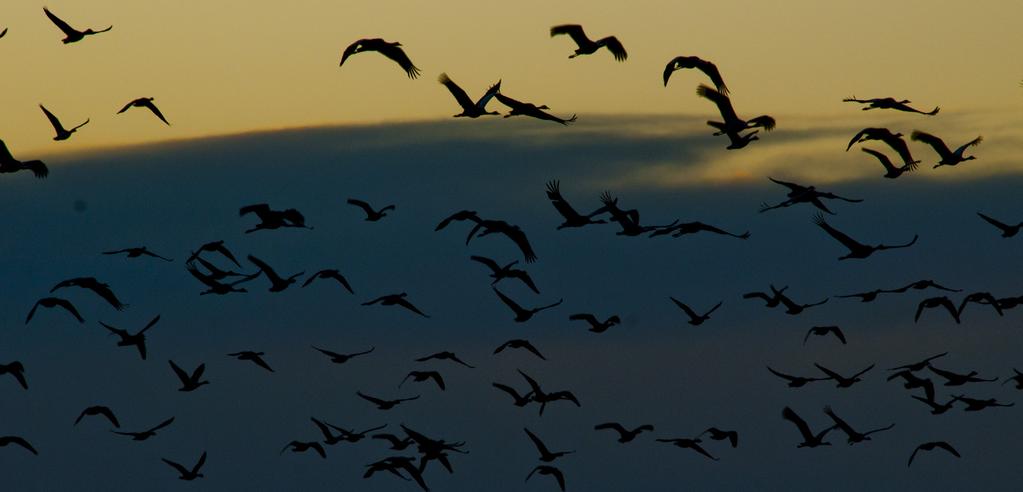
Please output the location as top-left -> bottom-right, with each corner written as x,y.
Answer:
803,326 -> 847,345
723,128 -> 761,149
569,313 -> 621,333
836,289 -> 894,303
493,288 -> 562,322
1003,369 -> 1023,390
415,351 -> 474,368
550,24 -> 627,61
914,297 -> 961,324
782,407 -> 836,448
976,212 -> 1021,238
0,28 -> 6,39
823,406 -> 894,444
439,73 -> 501,118
669,297 -> 722,326
162,451 -> 206,480
117,98 -> 169,125
777,291 -> 829,316
372,432 -> 415,450
911,387 -> 956,415
312,346 -> 374,365
494,339 -> 546,360
907,441 -> 960,467
911,131 -> 982,168
928,366 -> 997,386
492,382 -> 534,407
74,405 -> 120,428
766,366 -> 828,388
281,440 -> 326,459
40,104 -> 88,141
957,291 -> 1004,317
339,38 -> 420,78
102,246 -> 172,262
99,315 -> 160,360
759,177 -> 863,215
43,7 -> 111,44
470,256 -> 539,294
843,96 -> 939,115
663,56 -> 727,92
526,465 -> 566,491
815,363 -> 874,388
656,437 -> 719,460
889,352 -> 949,372
186,263 -> 251,295
246,255 -> 303,292
0,436 -> 38,455
346,198 -> 395,222
700,427 -> 739,448
742,285 -> 789,308
186,240 -> 241,267
525,427 -> 574,462
356,391 -> 419,410
51,276 -> 128,310
860,148 -> 917,179
364,456 -> 429,491
495,93 -> 577,125
26,297 -> 84,324
239,204 -> 312,233
518,369 -> 580,416
302,269 -> 354,294
169,360 -> 209,392
0,139 -> 48,178
696,84 -> 775,136
0,361 -> 28,390
597,191 -> 669,236
813,213 -> 918,260
435,209 -> 481,231
846,127 -> 918,167
545,180 -> 607,229
227,351 -> 274,372
362,293 -> 429,317
951,394 -> 1014,412
651,221 -> 750,240
594,422 -> 654,443
400,371 -> 446,391
112,417 -> 174,441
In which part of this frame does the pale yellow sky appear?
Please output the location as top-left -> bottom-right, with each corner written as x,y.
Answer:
2,0 -> 1021,154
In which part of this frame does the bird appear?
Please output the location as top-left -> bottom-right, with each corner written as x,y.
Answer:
911,386 -> 957,415
888,279 -> 961,294
0,27 -> 6,39
493,288 -> 562,322
777,291 -> 829,316
364,456 -> 429,491
339,38 -> 420,78
550,24 -> 627,61
415,351 -> 474,368
495,93 -> 577,125
696,84 -> 775,136
887,370 -> 935,392
472,220 -> 540,263
246,255 -> 303,292
1002,369 -> 1023,390
493,381 -> 535,408
50,277 -> 128,310
186,240 -> 241,267
102,246 -> 172,262
185,264 -> 250,296
371,433 -> 415,450
911,131 -> 982,168
889,352 -> 949,372
843,96 -> 939,115
928,366 -> 997,386
594,422 -> 654,443
239,204 -> 312,233
951,394 -> 1014,412
470,255 -> 539,294
493,339 -> 546,360
663,56 -> 727,92
651,221 -> 750,240
914,297 -> 961,324
957,291 -> 1004,317
438,73 -> 501,118
26,297 -> 84,324
362,293 -> 429,318
435,209 -> 481,231
301,269 -> 354,294
227,351 -> 274,372
766,366 -> 828,388
356,391 -> 419,410
907,441 -> 960,467
99,315 -> 160,360
346,198 -> 395,222
281,441 -> 326,459
312,346 -> 374,365
814,363 -> 874,388
846,127 -> 918,167
526,465 -> 566,491
0,361 -> 27,390
0,436 -> 38,455
162,451 -> 207,480
43,7 -> 111,44
860,147 -> 918,179
669,297 -> 722,326
700,427 -> 739,448
823,406 -> 894,444
759,177 -> 863,215
976,212 -> 1021,238
782,406 -> 836,448
544,180 -> 607,229
742,285 -> 789,308
112,417 -> 174,441
656,437 -> 719,461
524,428 -> 574,462
400,371 -> 446,391
169,360 -> 209,392
803,326 -> 847,345
40,104 -> 89,141
117,98 -> 169,125
74,405 -> 119,428
568,313 -> 621,333
813,213 -> 918,260
0,139 -> 48,178
723,129 -> 760,149
836,289 -> 893,303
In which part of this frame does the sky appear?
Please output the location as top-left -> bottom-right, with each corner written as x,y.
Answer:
2,2 -> 1023,491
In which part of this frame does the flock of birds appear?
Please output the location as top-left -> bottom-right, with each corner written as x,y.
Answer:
1,6 -> 1021,492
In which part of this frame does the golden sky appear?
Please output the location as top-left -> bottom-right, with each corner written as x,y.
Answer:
2,0 -> 1022,154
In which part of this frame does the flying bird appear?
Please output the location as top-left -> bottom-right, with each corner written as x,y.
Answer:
74,405 -> 120,428
813,213 -> 918,260
43,7 -> 111,44
99,315 -> 161,360
550,24 -> 627,61
860,147 -> 917,179
492,382 -> 534,407
889,280 -> 960,294
650,221 -> 750,240
302,269 -> 354,294
162,451 -> 206,480
169,360 -> 209,392
656,437 -> 719,461
803,326 -> 847,345
524,427 -> 574,462
669,297 -> 722,326
362,293 -> 429,318
117,98 -> 169,125
439,73 -> 501,118
663,56 -> 727,92
526,465 -> 566,492
0,139 -> 48,178
186,240 -> 241,267
495,93 -> 577,125
26,297 -> 84,324
907,441 -> 960,467
1002,368 -> 1023,390
51,277 -> 127,310
767,366 -> 828,388
356,391 -> 419,410
594,422 -> 654,443
759,177 -> 863,215
493,339 -> 546,360
102,246 -> 172,262
568,313 -> 621,333
843,96 -> 939,115
782,406 -> 836,448
911,131 -> 982,168
247,255 -> 303,292
696,84 -> 775,137
415,351 -> 475,368
976,212 -> 1021,238
470,255 -> 540,294
914,297 -> 961,324
846,127 -> 918,167
951,394 -> 1014,412
0,436 -> 38,455
281,441 -> 326,459
227,351 -> 274,372
0,361 -> 27,390
40,104 -> 89,141
888,352 -> 949,372
545,180 -> 607,229
493,288 -> 562,323
400,371 -> 446,391
700,427 -> 739,448
339,38 -> 420,78
814,363 -> 874,388
346,198 -> 395,222
823,406 -> 895,444
311,346 -> 374,365
112,417 -> 174,441
239,203 -> 312,233
928,366 -> 997,386
186,264 -> 250,296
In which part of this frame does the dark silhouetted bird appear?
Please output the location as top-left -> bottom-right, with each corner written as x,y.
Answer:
187,240 -> 241,267
889,280 -> 960,293
247,255 -> 303,292
846,127 -> 918,167
416,351 -> 474,368
357,391 -> 419,410
823,406 -> 894,444
836,289 -> 894,303
803,326 -> 847,345
888,352 -> 949,372
400,371 -> 446,391
569,313 -> 621,333
0,361 -> 28,390
861,148 -> 917,179
0,436 -> 37,455
362,293 -> 429,317
1003,369 -> 1023,390
364,456 -> 429,491
0,139 -> 48,178
928,366 -> 997,386
526,465 -> 566,491
439,73 -> 501,118
372,432 -> 415,450
908,441 -> 960,467
493,288 -> 562,322
339,38 -> 420,78
302,269 -> 354,294
239,204 -> 312,233
657,437 -> 719,461
312,346 -> 374,365
492,382 -> 534,407
545,180 -> 607,229
494,339 -> 546,360
700,427 -> 739,448
957,292 -> 1004,317
40,104 -> 88,141
25,298 -> 81,325
724,128 -> 760,149
495,93 -> 577,125
99,315 -> 160,360
767,366 -> 827,388
169,360 -> 209,392
912,386 -> 956,415
663,56 -> 727,92
103,246 -> 172,262
113,417 -> 174,441
815,363 -> 874,388
650,221 -> 750,240
227,351 -> 274,372
887,370 -> 934,392
470,256 -> 539,294
843,96 -> 939,115
914,297 -> 961,324
281,441 -> 326,459
51,277 -> 127,310
742,285 -> 789,308
162,451 -> 206,480
74,405 -> 119,428
782,407 -> 836,448
525,428 -> 574,462
347,198 -> 395,221
550,24 -> 627,61
435,209 -> 480,231
670,297 -> 722,326
911,131 -> 982,168
697,84 -> 775,136
976,212 -> 1021,238
186,264 -> 250,296
594,422 -> 654,443
43,7 -> 111,44
777,291 -> 829,315
813,213 -> 917,260
951,394 -> 1014,412
759,177 -> 863,215
117,98 -> 169,125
